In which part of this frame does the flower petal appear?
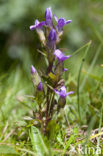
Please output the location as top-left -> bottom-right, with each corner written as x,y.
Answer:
61,55 -> 72,61
38,21 -> 46,27
54,86 -> 70,98
30,25 -> 36,31
65,20 -> 72,25
54,14 -> 58,22
59,86 -> 67,98
54,49 -> 64,60
35,19 -> 39,25
57,18 -> 66,28
60,86 -> 66,93
54,89 -> 60,95
30,20 -> 46,31
64,68 -> 68,72
67,91 -> 74,95
54,49 -> 72,62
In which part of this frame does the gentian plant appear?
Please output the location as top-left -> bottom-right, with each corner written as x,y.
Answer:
30,7 -> 74,135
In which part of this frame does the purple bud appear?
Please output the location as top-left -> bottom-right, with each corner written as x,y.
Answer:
48,29 -> 57,41
48,29 -> 57,49
37,82 -> 43,91
45,7 -> 53,27
31,65 -> 36,74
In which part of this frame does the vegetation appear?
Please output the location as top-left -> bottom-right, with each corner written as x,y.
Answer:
0,0 -> 103,155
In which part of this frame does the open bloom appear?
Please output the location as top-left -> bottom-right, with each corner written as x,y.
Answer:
54,49 -> 72,62
31,65 -> 36,74
45,7 -> 53,27
54,86 -> 74,98
48,29 -> 57,49
30,19 -> 46,31
54,15 -> 72,31
37,82 -> 43,91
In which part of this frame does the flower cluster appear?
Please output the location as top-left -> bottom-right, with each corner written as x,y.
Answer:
30,7 -> 73,134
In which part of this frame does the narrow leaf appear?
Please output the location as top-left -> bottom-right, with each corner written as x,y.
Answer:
29,126 -> 49,156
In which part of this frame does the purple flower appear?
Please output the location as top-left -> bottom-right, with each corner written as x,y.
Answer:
31,65 -> 36,74
54,49 -> 72,62
37,82 -> 43,91
45,7 -> 53,27
54,86 -> 74,98
54,15 -> 72,31
48,29 -> 57,49
30,19 -> 46,31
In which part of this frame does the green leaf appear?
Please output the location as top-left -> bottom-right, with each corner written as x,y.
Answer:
29,126 -> 50,156
48,72 -> 56,81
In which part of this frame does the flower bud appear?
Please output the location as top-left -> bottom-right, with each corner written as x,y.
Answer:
45,7 -> 53,27
37,82 -> 43,91
31,65 -> 41,87
31,65 -> 36,74
48,29 -> 57,50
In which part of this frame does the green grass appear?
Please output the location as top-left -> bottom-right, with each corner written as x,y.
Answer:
0,44 -> 103,155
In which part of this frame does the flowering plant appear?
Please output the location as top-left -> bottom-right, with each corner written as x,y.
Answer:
30,7 -> 74,135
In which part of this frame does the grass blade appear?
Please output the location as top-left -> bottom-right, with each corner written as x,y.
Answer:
80,44 -> 102,91
77,41 -> 91,121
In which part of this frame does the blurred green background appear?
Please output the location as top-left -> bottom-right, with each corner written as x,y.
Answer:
0,0 -> 103,124
0,0 -> 103,71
